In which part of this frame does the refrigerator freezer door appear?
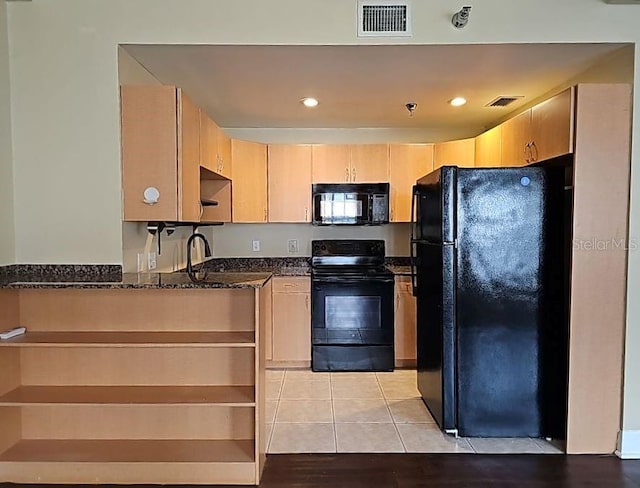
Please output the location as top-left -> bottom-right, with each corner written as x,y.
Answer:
415,167 -> 456,244
411,167 -> 457,297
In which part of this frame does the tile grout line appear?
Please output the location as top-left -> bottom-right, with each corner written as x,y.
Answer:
377,372 -> 408,453
330,372 -> 339,453
267,370 -> 286,453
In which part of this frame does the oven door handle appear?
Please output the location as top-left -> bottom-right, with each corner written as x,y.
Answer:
312,277 -> 394,284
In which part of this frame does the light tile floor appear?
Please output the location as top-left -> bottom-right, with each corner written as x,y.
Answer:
266,368 -> 564,454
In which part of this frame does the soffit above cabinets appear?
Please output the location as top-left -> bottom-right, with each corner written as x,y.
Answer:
123,43 -> 629,138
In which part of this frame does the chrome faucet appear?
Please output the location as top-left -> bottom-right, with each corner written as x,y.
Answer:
186,233 -> 212,275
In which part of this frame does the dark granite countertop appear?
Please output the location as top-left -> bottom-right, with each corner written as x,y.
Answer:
200,258 -> 310,276
0,272 -> 272,289
0,257 -> 412,289
199,257 -> 411,276
387,265 -> 412,276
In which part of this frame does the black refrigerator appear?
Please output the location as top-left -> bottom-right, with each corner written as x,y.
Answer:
410,166 -> 568,438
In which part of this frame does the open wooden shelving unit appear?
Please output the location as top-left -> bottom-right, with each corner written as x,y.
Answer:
0,284 -> 271,485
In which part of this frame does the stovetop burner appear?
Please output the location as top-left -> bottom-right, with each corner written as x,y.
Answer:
311,240 -> 393,283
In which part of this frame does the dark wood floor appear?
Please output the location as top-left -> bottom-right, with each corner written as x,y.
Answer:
1,454 -> 639,487
259,453 -> 640,487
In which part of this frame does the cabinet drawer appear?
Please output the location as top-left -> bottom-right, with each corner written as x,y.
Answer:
273,277 -> 311,293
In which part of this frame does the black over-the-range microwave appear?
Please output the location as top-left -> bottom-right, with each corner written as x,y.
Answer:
312,183 -> 390,225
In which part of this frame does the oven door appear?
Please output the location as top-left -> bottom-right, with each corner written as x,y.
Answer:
312,192 -> 371,225
311,277 -> 394,346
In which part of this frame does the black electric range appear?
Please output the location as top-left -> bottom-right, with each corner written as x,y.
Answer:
310,240 -> 395,372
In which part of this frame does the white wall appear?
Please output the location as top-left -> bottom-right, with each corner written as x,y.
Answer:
4,0 -> 640,450
0,1 -> 14,265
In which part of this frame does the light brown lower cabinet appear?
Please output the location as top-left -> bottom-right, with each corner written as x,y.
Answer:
269,277 -> 311,367
394,276 -> 417,367
0,287 -> 268,485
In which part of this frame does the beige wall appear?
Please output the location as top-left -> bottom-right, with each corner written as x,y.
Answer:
0,1 -> 14,265
211,223 -> 410,258
624,57 -> 640,441
3,0 -> 640,448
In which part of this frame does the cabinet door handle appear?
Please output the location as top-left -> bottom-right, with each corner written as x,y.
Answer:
264,208 -> 268,221
305,207 -> 309,221
305,295 -> 309,310
531,141 -> 539,161
390,207 -> 394,222
345,167 -> 350,182
524,143 -> 530,163
396,294 -> 400,309
351,167 -> 356,182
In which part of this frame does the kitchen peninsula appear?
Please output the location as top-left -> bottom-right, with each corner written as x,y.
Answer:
0,269 -> 272,485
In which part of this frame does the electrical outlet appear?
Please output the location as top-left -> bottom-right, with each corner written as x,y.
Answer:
147,252 -> 157,270
137,253 -> 146,272
252,240 -> 260,252
287,239 -> 299,253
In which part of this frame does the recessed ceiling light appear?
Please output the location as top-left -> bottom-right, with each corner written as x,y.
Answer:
301,97 -> 319,108
450,97 -> 467,107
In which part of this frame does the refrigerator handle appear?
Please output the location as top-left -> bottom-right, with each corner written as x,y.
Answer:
410,185 -> 418,242
410,185 -> 418,296
410,239 -> 418,296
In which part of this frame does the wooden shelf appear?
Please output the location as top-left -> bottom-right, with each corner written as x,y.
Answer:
0,439 -> 256,484
0,439 -> 254,463
0,285 -> 268,484
0,385 -> 255,406
0,331 -> 255,348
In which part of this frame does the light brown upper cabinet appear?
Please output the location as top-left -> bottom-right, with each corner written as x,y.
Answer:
268,144 -> 312,222
312,144 -> 389,183
500,110 -> 531,167
311,144 -> 351,183
199,112 -> 232,180
199,112 -> 218,174
349,144 -> 389,183
474,125 -> 502,167
216,124 -> 232,180
529,87 -> 574,162
433,138 -> 475,169
388,144 -> 434,222
501,87 -> 574,166
121,85 -> 200,222
231,139 -> 268,222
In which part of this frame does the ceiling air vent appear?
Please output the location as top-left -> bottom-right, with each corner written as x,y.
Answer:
485,96 -> 524,108
358,1 -> 412,37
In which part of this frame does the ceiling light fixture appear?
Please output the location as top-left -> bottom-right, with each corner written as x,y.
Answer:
301,97 -> 319,108
405,102 -> 417,117
450,97 -> 467,107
